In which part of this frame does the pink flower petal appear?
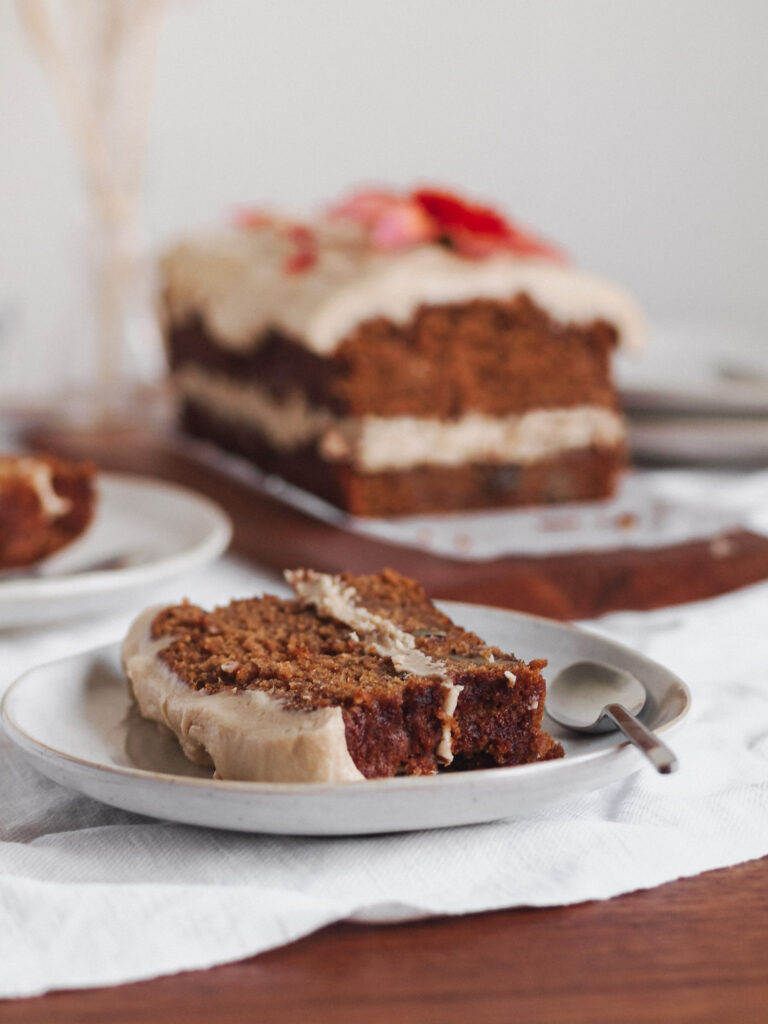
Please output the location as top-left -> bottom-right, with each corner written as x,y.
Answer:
370,203 -> 437,250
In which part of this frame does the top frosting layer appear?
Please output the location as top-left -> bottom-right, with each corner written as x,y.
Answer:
161,212 -> 646,357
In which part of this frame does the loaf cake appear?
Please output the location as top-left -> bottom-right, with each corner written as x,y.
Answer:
122,568 -> 563,782
0,453 -> 96,569
161,187 -> 646,516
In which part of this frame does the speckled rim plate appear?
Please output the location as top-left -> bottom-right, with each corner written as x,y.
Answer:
0,474 -> 232,628
1,601 -> 691,835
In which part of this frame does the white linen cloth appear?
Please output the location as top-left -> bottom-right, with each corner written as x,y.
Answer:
2,480 -> 768,998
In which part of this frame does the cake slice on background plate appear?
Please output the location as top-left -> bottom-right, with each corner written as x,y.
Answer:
122,568 -> 563,782
0,453 -> 96,569
160,186 -> 645,517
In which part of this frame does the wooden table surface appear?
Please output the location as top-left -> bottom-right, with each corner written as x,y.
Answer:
6,424 -> 768,1021
25,424 -> 768,620
5,856 -> 768,1024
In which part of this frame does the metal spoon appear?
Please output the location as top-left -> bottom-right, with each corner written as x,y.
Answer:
547,660 -> 678,774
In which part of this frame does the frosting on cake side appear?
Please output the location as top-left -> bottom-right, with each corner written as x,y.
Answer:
121,606 -> 365,783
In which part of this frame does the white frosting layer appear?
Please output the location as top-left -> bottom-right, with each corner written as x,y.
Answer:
121,606 -> 364,783
286,569 -> 462,764
174,365 -> 626,471
0,457 -> 71,518
162,227 -> 646,355
321,407 -> 626,471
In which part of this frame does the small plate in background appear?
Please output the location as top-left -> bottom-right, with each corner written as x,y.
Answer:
0,473 -> 232,628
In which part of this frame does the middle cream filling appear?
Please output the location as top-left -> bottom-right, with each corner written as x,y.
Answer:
174,365 -> 626,473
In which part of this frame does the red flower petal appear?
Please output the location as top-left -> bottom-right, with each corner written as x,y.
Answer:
413,188 -> 565,261
283,249 -> 318,274
282,222 -> 318,274
285,224 -> 316,248
413,189 -> 512,239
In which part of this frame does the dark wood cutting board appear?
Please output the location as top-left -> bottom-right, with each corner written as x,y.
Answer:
26,424 -> 768,619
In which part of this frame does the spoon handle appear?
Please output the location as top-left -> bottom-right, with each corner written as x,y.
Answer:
603,703 -> 679,774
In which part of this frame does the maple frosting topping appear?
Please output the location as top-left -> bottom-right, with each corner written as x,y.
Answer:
161,187 -> 646,356
163,233 -> 646,357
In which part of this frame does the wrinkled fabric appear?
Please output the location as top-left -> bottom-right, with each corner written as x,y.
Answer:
1,532 -> 767,998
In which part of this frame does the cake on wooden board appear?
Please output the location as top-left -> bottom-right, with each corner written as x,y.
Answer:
160,187 -> 646,517
0,453 -> 96,569
122,568 -> 563,782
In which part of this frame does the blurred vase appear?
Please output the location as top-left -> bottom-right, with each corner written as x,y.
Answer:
17,0 -> 168,428
86,217 -> 163,424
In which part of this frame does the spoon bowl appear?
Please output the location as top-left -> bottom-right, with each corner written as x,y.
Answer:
547,660 -> 647,733
547,660 -> 678,774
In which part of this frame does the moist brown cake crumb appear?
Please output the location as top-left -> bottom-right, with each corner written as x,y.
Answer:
0,454 -> 96,569
148,568 -> 563,778
181,400 -> 626,515
166,293 -> 620,419
166,290 -> 627,516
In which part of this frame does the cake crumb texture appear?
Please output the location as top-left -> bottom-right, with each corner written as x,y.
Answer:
148,568 -> 563,778
167,293 -> 627,516
0,453 -> 96,568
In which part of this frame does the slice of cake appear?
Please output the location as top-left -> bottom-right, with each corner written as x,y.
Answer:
122,568 -> 563,782
0,453 -> 96,569
161,187 -> 646,516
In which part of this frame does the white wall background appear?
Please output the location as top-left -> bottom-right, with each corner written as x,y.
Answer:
1,0 -> 767,402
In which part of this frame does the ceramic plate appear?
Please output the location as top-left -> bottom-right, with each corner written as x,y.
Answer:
2,602 -> 690,835
616,322 -> 768,417
0,473 -> 232,628
627,416 -> 768,466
